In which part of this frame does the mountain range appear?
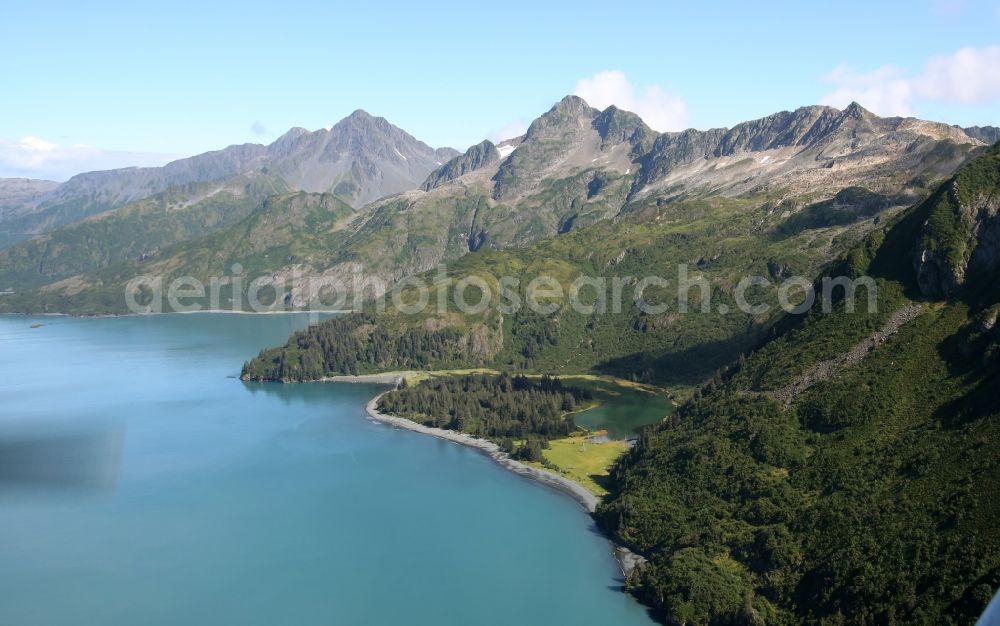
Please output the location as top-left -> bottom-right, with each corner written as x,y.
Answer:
0,110 -> 458,246
0,97 -> 995,312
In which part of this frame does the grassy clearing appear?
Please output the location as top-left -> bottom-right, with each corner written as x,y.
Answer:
551,373 -> 665,394
535,434 -> 628,496
400,368 -> 501,385
401,369 -> 669,393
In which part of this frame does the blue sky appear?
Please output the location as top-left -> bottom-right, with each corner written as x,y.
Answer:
2,0 -> 999,180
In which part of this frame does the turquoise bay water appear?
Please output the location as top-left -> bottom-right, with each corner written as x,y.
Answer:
0,314 -> 654,626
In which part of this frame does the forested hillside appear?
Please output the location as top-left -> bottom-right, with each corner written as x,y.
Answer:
596,143 -> 1000,625
238,186 -> 898,388
0,173 -> 289,290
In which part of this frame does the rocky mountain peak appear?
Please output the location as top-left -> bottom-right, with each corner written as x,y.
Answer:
0,109 -> 460,242
269,127 -> 312,152
590,106 -> 657,158
277,126 -> 311,140
347,108 -> 374,121
593,106 -> 654,143
552,94 -> 594,115
262,110 -> 458,206
842,101 -> 875,120
711,105 -> 841,155
491,96 -> 602,201
421,140 -> 499,191
524,95 -> 600,139
328,109 -> 397,138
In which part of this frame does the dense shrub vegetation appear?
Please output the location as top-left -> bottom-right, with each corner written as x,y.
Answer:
599,291 -> 1000,624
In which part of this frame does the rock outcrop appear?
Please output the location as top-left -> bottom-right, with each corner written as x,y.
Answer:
914,143 -> 1000,298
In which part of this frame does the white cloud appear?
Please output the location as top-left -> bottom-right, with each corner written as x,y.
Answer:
573,70 -> 688,131
488,121 -> 528,143
0,136 -> 184,181
19,136 -> 59,153
820,46 -> 1000,117
250,120 -> 269,136
820,64 -> 916,116
918,46 -> 1000,103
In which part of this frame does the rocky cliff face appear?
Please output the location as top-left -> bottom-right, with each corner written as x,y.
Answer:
914,143 -> 1000,298
630,102 -> 980,201
961,126 -> 1000,145
592,106 -> 657,156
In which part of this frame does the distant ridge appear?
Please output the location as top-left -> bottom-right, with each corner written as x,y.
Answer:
0,111 -> 458,242
959,125 -> 1000,145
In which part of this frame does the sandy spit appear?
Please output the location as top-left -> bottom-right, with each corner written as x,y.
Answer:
319,373 -> 408,385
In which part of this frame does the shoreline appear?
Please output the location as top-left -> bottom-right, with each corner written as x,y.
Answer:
320,373 -> 409,385
364,391 -> 599,512
362,388 -> 647,578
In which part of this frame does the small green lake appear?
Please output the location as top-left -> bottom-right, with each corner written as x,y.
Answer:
562,379 -> 672,439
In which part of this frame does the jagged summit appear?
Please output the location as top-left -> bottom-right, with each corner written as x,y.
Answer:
593,106 -> 656,149
259,112 -> 460,205
523,95 -> 599,137
421,139 -> 499,191
277,126 -> 311,139
842,100 -> 875,120
332,109 -> 399,135
550,94 -> 594,114
411,95 -> 991,213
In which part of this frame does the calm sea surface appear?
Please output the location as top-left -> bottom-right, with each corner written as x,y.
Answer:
0,314 -> 654,626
